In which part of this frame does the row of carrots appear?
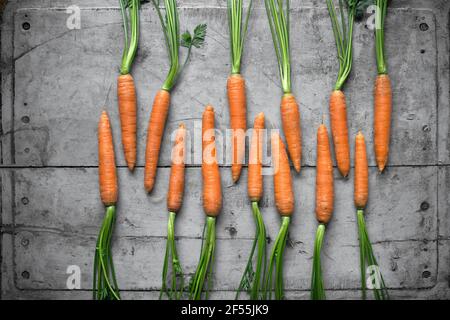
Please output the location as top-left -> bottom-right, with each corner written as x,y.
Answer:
93,0 -> 391,300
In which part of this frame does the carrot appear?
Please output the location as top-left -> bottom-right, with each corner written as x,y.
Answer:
263,132 -> 293,300
118,0 -> 140,171
311,124 -> 334,300
189,105 -> 222,300
98,111 -> 118,207
354,131 -> 389,300
160,123 -> 186,300
145,0 -> 206,192
373,74 -> 392,172
226,0 -> 253,183
374,0 -> 391,172
325,0 -> 358,177
144,89 -> 171,193
280,94 -> 302,172
315,124 -> 334,224
237,111 -> 266,300
227,74 -> 247,182
265,0 -> 302,173
167,123 -> 186,213
94,111 -> 120,300
202,105 -> 222,217
272,133 -> 294,217
117,74 -> 137,170
354,131 -> 368,209
329,90 -> 350,177
247,112 -> 265,202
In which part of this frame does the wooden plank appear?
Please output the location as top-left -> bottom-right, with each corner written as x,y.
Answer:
12,167 -> 437,243
12,7 -> 437,167
14,230 -> 436,291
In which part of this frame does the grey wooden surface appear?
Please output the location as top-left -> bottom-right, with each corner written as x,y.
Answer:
1,0 -> 449,299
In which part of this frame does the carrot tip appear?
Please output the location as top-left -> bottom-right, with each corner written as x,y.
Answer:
145,182 -> 154,193
293,163 -> 301,173
127,163 -> 135,171
205,105 -> 214,112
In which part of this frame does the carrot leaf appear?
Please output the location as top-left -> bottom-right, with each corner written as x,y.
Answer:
120,0 -> 143,75
326,0 -> 359,90
228,0 -> 254,74
375,0 -> 388,74
264,0 -> 291,94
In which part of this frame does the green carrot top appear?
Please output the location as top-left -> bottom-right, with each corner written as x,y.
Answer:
326,0 -> 360,91
375,0 -> 388,74
119,0 -> 143,75
152,0 -> 207,91
264,0 -> 292,94
228,0 -> 254,74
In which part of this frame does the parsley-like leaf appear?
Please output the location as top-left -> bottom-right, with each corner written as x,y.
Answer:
181,24 -> 207,49
181,30 -> 192,48
192,23 -> 207,48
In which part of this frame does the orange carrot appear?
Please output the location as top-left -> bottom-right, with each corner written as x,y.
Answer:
227,74 -> 247,183
202,105 -> 222,217
280,94 -> 302,173
354,131 -> 369,209
117,74 -> 137,171
272,132 -> 294,216
374,74 -> 392,172
98,111 -> 118,206
144,89 -> 171,193
167,123 -> 186,213
248,112 -> 265,202
329,90 -> 350,177
315,124 -> 334,224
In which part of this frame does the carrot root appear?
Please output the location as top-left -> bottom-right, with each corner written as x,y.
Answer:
329,90 -> 350,177
167,123 -> 186,213
354,132 -> 369,209
272,132 -> 294,217
315,124 -> 334,224
202,105 -> 222,217
117,74 -> 137,171
144,89 -> 171,193
98,111 -> 118,206
227,74 -> 247,183
374,74 -> 392,172
248,112 -> 265,202
280,94 -> 302,172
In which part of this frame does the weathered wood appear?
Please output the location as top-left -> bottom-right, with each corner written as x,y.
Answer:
14,230 -> 435,291
1,0 -> 449,300
12,167 -> 437,242
11,7 -> 437,167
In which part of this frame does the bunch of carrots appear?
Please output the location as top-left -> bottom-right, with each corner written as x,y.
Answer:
91,0 -> 396,301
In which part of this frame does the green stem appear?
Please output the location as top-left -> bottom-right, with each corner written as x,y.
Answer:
357,210 -> 389,300
228,0 -> 253,74
236,202 -> 267,300
160,212 -> 184,300
311,223 -> 326,300
263,216 -> 290,300
375,0 -> 388,74
189,216 -> 216,300
152,0 -> 181,92
326,0 -> 358,91
93,206 -> 120,300
264,0 -> 291,94
120,0 -> 140,75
